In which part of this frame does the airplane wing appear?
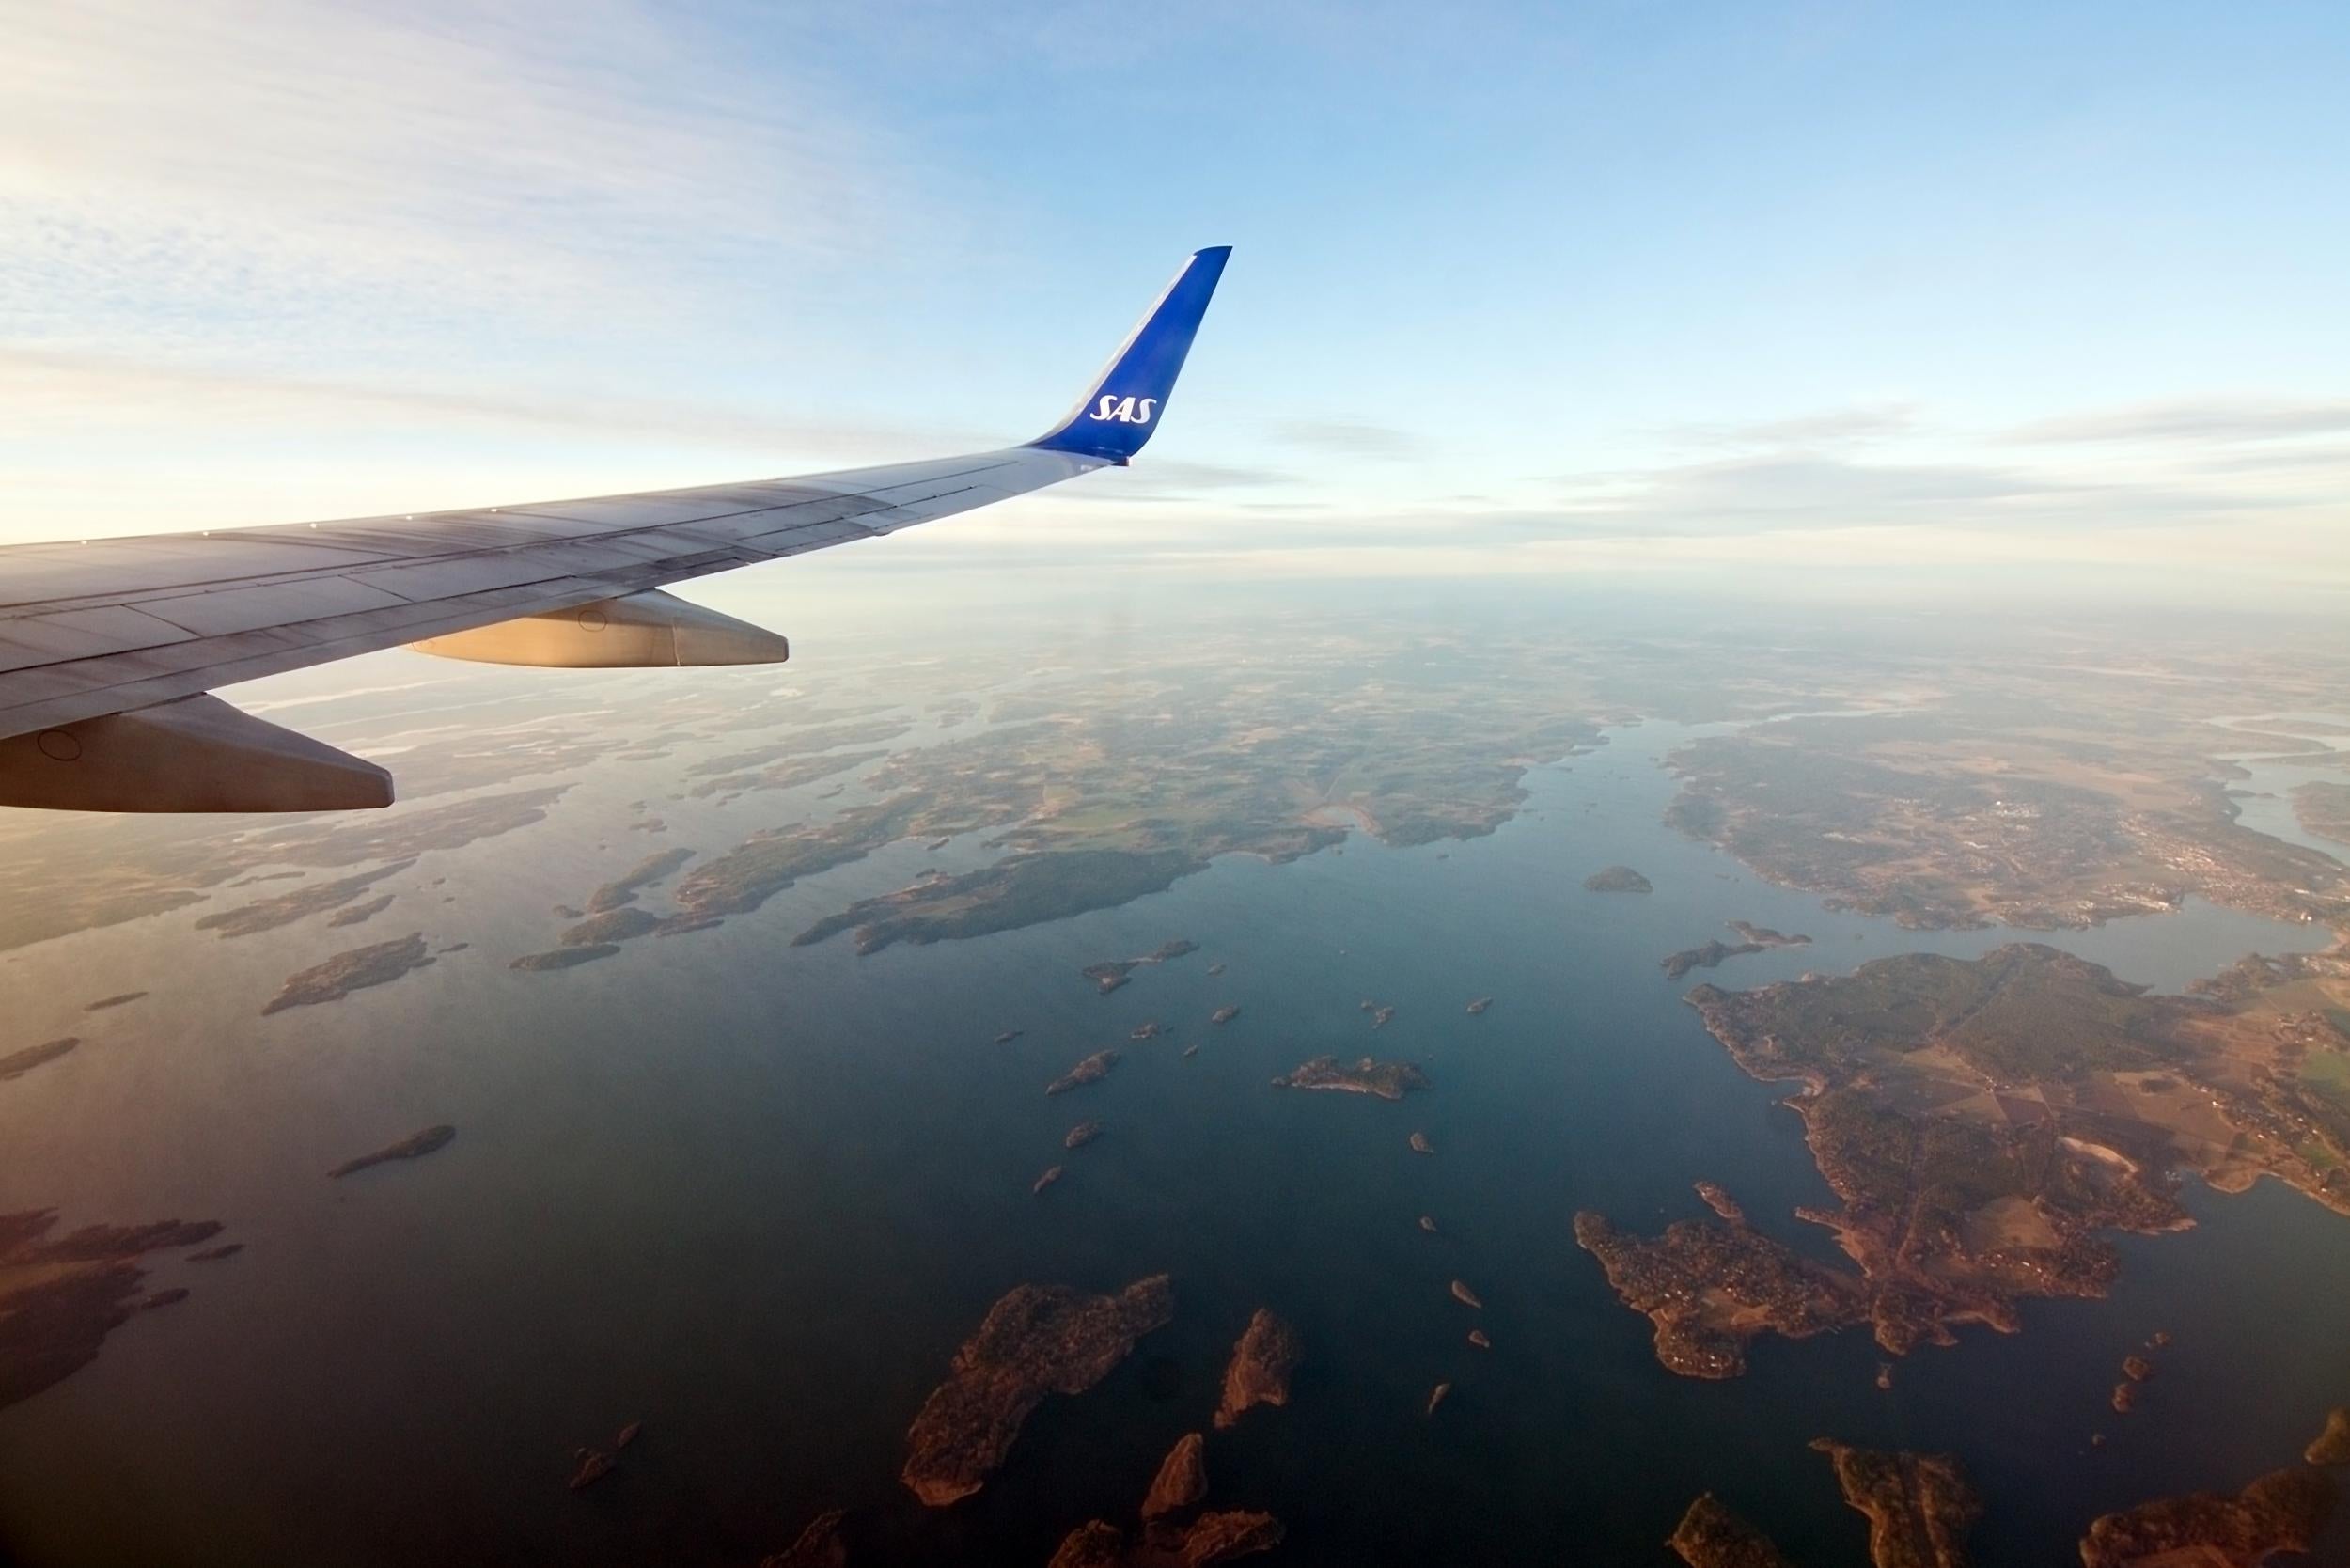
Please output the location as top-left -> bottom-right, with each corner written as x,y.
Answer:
0,246 -> 1231,813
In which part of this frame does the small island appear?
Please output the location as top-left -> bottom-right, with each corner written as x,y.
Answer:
901,1274 -> 1173,1506
1064,1121 -> 1104,1151
1270,1056 -> 1431,1101
1465,996 -> 1493,1015
1585,865 -> 1653,893
509,944 -> 622,972
0,1038 -> 77,1083
329,1124 -> 456,1179
1213,1307 -> 1301,1429
1046,1050 -> 1120,1096
1140,1432 -> 1207,1519
1409,1131 -> 1434,1155
1661,939 -> 1767,980
1211,1006 -> 1241,1026
1668,1494 -> 1793,1568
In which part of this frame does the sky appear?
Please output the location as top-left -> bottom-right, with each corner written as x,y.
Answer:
4,0 -> 2348,607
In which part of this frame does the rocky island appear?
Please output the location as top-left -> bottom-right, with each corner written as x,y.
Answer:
261,932 -> 437,1014
1,1037 -> 77,1082
1210,1006 -> 1241,1026
901,1275 -> 1173,1506
1047,1050 -> 1121,1096
1046,1512 -> 1283,1568
1269,1056 -> 1431,1100
2079,1465 -> 2336,1567
1810,1440 -> 1981,1568
1141,1432 -> 1207,1519
1213,1307 -> 1301,1429
2309,1406 -> 2350,1466
1585,865 -> 1653,893
1668,1495 -> 1793,1568
1064,1121 -> 1104,1151
1660,939 -> 1767,980
329,1124 -> 456,1178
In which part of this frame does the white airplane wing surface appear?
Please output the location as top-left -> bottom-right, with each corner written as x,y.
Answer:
0,247 -> 1230,812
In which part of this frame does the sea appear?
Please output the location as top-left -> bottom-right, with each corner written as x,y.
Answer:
2,687 -> 2347,1566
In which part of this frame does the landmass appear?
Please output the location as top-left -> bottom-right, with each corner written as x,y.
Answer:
329,1124 -> 456,1178
1662,940 -> 1766,980
1694,1182 -> 1745,1222
1668,1495 -> 1794,1568
325,892 -> 397,928
901,1274 -> 1174,1505
1065,1121 -> 1104,1151
1409,1132 -> 1434,1154
1449,1279 -> 1483,1309
1211,1006 -> 1241,1026
509,944 -> 622,971
1466,996 -> 1493,1015
798,852 -> 1208,956
1426,1381 -> 1450,1416
2309,1406 -> 2350,1466
1664,714 -> 2350,932
1033,1166 -> 1064,1196
1270,1056 -> 1431,1100
260,933 -> 437,1014
1578,943 -> 2350,1375
1,1038 -> 77,1082
1810,1440 -> 1981,1568
1728,922 -> 1811,949
196,860 -> 413,938
583,847 -> 697,913
1214,1308 -> 1301,1429
2293,780 -> 2350,848
1047,1512 -> 1283,1568
1,1208 -> 225,1412
1085,941 -> 1202,995
1047,1050 -> 1120,1096
1141,1432 -> 1207,1519
1574,1210 -> 1865,1378
759,1510 -> 848,1568
1586,865 -> 1653,893
2079,1466 -> 2337,1567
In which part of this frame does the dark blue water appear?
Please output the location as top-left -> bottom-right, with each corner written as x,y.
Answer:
1,718 -> 2343,1566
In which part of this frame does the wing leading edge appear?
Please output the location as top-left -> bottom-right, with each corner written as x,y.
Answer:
0,246 -> 1231,812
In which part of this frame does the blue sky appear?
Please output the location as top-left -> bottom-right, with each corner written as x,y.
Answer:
5,0 -> 2347,602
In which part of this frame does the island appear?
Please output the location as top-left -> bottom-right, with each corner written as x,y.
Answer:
195,859 -> 413,939
759,1509 -> 848,1568
1409,1132 -> 1434,1155
1065,1121 -> 1105,1151
1465,996 -> 1493,1015
261,932 -> 437,1015
509,944 -> 623,971
1585,865 -> 1653,893
901,1275 -> 1173,1505
1046,1512 -> 1282,1568
1810,1440 -> 1980,1568
84,992 -> 147,1011
1,1038 -> 77,1082
1,1208 -> 225,1413
1141,1432 -> 1207,1519
1694,1182 -> 1745,1222
329,1124 -> 456,1178
1449,1279 -> 1483,1309
1578,943 -> 2350,1377
1033,1166 -> 1064,1195
1047,1050 -> 1120,1096
1727,921 -> 1811,949
2310,1406 -> 2350,1466
1668,1495 -> 1793,1568
1082,940 -> 1202,996
2079,1466 -> 2337,1567
1270,1056 -> 1431,1100
187,1243 -> 243,1262
1211,1006 -> 1241,1026
325,892 -> 396,929
1426,1382 -> 1451,1417
795,850 -> 1209,957
1661,939 -> 1766,980
1213,1307 -> 1301,1429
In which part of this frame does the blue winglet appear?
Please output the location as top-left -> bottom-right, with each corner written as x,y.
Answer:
1026,246 -> 1231,463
